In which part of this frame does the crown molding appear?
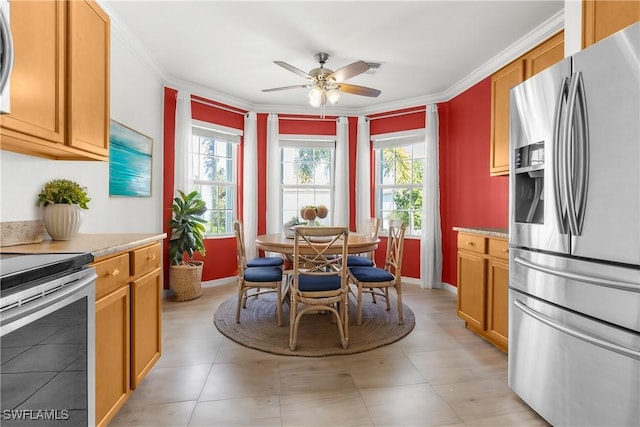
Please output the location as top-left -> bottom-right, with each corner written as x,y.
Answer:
105,5 -> 564,117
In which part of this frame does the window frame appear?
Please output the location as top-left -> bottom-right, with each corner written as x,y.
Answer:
190,120 -> 242,238
279,134 -> 336,228
372,129 -> 426,237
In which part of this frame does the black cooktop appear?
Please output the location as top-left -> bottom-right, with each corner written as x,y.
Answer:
0,252 -> 94,292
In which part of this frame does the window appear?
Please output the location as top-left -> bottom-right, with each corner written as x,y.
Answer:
374,131 -> 426,236
190,122 -> 240,236
280,137 -> 335,226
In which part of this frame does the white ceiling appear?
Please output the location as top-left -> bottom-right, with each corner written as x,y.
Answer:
101,0 -> 564,115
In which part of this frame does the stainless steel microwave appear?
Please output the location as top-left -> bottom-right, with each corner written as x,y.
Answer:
0,0 -> 14,114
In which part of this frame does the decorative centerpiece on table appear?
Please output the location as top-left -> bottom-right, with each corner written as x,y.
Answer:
300,204 -> 329,226
37,178 -> 90,241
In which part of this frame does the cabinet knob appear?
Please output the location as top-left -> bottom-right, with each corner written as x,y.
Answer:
110,269 -> 120,277
465,241 -> 475,246
148,254 -> 156,260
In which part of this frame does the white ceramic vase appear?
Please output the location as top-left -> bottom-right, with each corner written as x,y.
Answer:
43,204 -> 83,240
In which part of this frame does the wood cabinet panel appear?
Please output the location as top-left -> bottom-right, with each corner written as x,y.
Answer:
583,0 -> 640,48
490,32 -> 564,176
0,1 -> 65,145
490,59 -> 525,176
131,267 -> 162,390
94,253 -> 130,300
95,285 -> 130,427
131,243 -> 161,279
457,233 -> 509,352
0,0 -> 110,161
457,251 -> 487,331
487,259 -> 509,351
67,0 -> 110,157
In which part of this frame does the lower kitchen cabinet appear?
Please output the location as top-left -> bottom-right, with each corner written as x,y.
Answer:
456,231 -> 509,352
94,242 -> 162,427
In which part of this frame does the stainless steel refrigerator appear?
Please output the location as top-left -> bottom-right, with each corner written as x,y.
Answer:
508,22 -> 640,427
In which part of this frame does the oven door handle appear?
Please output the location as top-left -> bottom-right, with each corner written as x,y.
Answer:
0,271 -> 96,336
0,5 -> 14,94
514,299 -> 640,360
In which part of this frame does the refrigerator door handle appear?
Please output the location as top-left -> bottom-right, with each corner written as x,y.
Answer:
564,72 -> 590,236
514,299 -> 640,360
514,256 -> 640,293
0,5 -> 14,94
553,76 -> 570,234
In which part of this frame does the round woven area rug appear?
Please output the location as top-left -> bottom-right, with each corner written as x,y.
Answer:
214,292 -> 415,356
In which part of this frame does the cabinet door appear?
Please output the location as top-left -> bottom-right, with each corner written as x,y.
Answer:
487,259 -> 509,351
0,0 -> 66,148
67,0 -> 110,158
583,0 -> 640,48
527,31 -> 564,77
490,59 -> 525,176
95,285 -> 130,427
131,267 -> 162,390
457,251 -> 487,331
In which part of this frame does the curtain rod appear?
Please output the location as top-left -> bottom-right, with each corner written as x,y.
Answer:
368,108 -> 427,121
278,115 -> 337,122
190,96 -> 247,116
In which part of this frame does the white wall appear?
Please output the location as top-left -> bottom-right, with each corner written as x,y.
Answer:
0,24 -> 164,233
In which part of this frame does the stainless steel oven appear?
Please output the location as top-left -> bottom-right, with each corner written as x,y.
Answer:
1,253 -> 96,426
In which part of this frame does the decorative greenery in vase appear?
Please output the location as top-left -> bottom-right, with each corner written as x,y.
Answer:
169,190 -> 207,265
37,179 -> 90,209
37,179 -> 90,240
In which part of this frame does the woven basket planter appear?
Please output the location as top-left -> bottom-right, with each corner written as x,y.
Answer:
169,261 -> 204,301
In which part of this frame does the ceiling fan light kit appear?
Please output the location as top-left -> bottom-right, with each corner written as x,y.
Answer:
263,52 -> 381,116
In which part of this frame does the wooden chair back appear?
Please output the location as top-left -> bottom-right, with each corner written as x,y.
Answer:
384,219 -> 406,280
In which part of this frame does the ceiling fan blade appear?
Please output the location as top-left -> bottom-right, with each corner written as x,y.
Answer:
274,61 -> 311,79
336,83 -> 381,97
328,61 -> 371,82
262,84 -> 310,92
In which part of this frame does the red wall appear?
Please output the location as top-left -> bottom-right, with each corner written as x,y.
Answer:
440,77 -> 509,285
164,77 -> 509,286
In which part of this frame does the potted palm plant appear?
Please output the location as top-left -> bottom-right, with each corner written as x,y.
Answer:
37,179 -> 90,240
168,190 -> 207,301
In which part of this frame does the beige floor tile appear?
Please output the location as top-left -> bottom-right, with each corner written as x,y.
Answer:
187,395 -> 281,427
110,282 -> 549,427
109,400 -> 196,426
280,389 -> 373,427
344,352 -> 426,389
199,360 -> 281,401
123,364 -> 212,407
359,383 -> 462,427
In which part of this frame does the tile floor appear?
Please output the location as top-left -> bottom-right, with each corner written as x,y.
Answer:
110,282 -> 549,427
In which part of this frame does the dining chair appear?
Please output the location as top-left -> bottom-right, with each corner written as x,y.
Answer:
290,226 -> 350,350
233,221 -> 284,268
346,217 -> 381,267
233,221 -> 284,326
348,219 -> 406,326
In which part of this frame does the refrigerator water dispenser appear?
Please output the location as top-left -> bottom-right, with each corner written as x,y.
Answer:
514,142 -> 545,224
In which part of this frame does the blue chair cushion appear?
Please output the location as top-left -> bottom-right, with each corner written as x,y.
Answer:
243,266 -> 283,282
247,256 -> 284,268
346,255 -> 374,267
349,267 -> 395,283
298,274 -> 342,292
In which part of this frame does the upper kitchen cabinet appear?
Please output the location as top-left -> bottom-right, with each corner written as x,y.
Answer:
0,0 -> 110,161
583,0 -> 640,48
490,31 -> 564,176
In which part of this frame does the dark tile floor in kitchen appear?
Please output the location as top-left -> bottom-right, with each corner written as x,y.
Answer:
109,282 -> 549,426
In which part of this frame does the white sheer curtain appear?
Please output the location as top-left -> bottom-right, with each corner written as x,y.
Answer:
334,117 -> 349,226
243,112 -> 258,259
174,90 -> 192,195
355,116 -> 371,232
421,104 -> 443,289
266,113 -> 280,233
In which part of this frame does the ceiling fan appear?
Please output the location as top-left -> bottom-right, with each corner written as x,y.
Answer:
262,52 -> 381,108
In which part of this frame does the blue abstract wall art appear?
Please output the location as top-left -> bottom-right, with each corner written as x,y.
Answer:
109,120 -> 153,197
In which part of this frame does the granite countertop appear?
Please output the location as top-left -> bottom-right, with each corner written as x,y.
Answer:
453,226 -> 509,239
0,233 -> 167,260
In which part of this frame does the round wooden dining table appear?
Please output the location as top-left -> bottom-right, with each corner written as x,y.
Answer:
255,232 -> 379,256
